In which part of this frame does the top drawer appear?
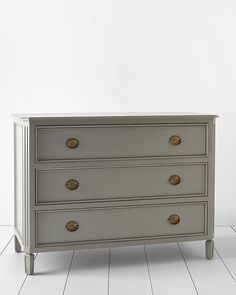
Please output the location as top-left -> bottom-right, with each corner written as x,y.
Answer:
36,124 -> 207,162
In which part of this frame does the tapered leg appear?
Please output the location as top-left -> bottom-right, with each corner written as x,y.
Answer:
205,240 -> 214,259
25,253 -> 34,275
14,235 -> 21,253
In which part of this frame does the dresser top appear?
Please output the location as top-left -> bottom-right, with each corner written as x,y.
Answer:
12,112 -> 218,121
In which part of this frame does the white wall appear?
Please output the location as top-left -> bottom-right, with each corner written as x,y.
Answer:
0,0 -> 235,225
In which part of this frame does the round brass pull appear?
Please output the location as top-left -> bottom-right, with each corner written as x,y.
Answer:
66,179 -> 79,190
66,138 -> 79,149
168,214 -> 180,225
66,221 -> 79,232
169,175 -> 181,185
169,135 -> 181,145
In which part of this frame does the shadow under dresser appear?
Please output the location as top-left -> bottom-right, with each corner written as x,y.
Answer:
13,113 -> 217,274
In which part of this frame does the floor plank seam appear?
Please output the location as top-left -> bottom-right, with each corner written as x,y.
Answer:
0,235 -> 14,256
144,245 -> 154,295
17,253 -> 38,294
0,225 -> 14,226
214,247 -> 236,285
62,250 -> 75,295
107,248 -> 111,295
215,225 -> 234,227
17,274 -> 28,295
230,226 -> 236,234
177,243 -> 199,295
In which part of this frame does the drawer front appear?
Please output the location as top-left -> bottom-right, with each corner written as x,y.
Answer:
36,203 -> 206,246
36,164 -> 207,204
36,124 -> 207,161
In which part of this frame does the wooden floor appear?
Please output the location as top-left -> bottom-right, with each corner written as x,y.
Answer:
1,226 -> 236,295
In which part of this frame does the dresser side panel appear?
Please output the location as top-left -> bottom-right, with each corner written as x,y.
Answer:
14,119 -> 31,250
27,122 -> 37,253
23,122 -> 30,250
14,123 -> 23,239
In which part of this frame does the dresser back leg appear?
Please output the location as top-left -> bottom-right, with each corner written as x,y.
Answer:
14,235 -> 21,253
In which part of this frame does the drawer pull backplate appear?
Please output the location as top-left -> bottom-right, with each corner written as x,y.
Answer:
169,175 -> 181,185
66,179 -> 79,190
168,214 -> 181,225
66,221 -> 79,232
169,135 -> 182,145
66,138 -> 79,149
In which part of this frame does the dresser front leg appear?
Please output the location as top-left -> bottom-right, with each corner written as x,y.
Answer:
25,253 -> 34,275
205,240 -> 214,259
14,235 -> 21,253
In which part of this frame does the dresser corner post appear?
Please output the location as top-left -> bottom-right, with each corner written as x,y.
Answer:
24,253 -> 34,275
14,235 -> 21,253
205,239 -> 214,259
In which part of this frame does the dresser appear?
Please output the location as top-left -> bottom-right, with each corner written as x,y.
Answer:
13,113 -> 217,274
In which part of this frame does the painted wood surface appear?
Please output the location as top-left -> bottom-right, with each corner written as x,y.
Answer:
145,243 -> 198,294
64,248 -> 109,295
0,226 -> 13,254
108,246 -> 153,295
14,114 -> 216,275
20,251 -> 73,295
179,239 -> 236,295
0,226 -> 236,295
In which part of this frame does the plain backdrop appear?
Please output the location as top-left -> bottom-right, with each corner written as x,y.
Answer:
0,0 -> 235,225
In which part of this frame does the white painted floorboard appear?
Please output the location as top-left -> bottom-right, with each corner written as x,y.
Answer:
179,240 -> 236,295
145,243 -> 197,295
19,251 -> 74,295
0,226 -> 13,254
0,238 -> 27,295
1,227 -> 236,295
214,226 -> 236,283
108,245 -> 153,295
64,248 -> 109,295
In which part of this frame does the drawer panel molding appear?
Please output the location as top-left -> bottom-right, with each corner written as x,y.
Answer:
36,124 -> 208,162
35,202 -> 207,247
36,163 -> 208,204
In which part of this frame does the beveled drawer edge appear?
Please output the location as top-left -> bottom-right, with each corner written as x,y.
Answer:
36,232 -> 207,248
35,201 -> 207,248
35,201 -> 208,213
31,234 -> 211,252
35,194 -> 208,206
35,154 -> 209,164
35,163 -> 208,205
35,122 -> 208,129
35,161 -> 208,171
35,123 -> 208,163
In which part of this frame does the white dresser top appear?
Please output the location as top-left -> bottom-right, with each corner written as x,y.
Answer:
12,112 -> 218,120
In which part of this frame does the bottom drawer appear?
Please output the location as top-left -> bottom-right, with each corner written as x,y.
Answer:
36,202 -> 207,247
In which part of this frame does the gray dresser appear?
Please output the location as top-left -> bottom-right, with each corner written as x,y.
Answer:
13,113 -> 217,274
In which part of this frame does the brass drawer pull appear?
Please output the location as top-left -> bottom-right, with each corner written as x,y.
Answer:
168,214 -> 180,225
169,135 -> 181,145
169,175 -> 181,185
66,138 -> 79,149
66,179 -> 79,190
66,221 -> 79,232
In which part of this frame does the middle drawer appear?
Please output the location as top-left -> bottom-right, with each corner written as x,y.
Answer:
36,164 -> 207,204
